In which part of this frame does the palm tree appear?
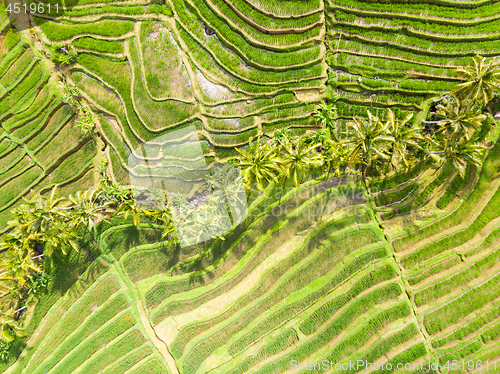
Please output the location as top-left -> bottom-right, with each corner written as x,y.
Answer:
75,104 -> 97,137
148,199 -> 177,241
14,186 -> 67,239
235,138 -> 283,191
343,111 -> 392,182
144,188 -> 165,208
281,140 -> 323,186
67,189 -> 112,231
117,198 -> 151,228
160,219 -> 177,242
192,202 -> 229,246
314,102 -> 338,140
43,220 -> 80,256
0,308 -> 25,343
434,95 -> 487,141
0,239 -> 41,289
322,139 -> 352,178
10,186 -> 84,256
385,110 -> 424,170
171,202 -> 198,246
303,129 -> 327,146
426,135 -> 486,178
58,80 -> 82,104
452,55 -> 500,104
208,164 -> 247,225
0,259 -> 18,300
270,127 -> 298,147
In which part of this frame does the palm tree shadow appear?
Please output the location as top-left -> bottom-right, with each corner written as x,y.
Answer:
48,235 -> 103,297
163,243 -> 181,271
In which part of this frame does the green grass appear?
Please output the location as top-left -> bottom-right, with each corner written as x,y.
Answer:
51,312 -> 136,373
393,138 -> 500,254
103,345 -> 154,374
0,62 -> 47,114
35,17 -> 134,40
414,248 -> 500,307
72,37 -> 123,54
12,101 -> 62,140
482,321 -> 500,342
173,230 -> 383,363
436,165 -> 474,209
438,339 -> 483,364
424,271 -> 500,335
0,166 -> 40,208
257,302 -> 411,373
131,358 -> 170,374
25,274 -> 121,373
0,49 -> 36,88
375,183 -> 417,207
382,161 -> 454,220
182,0 -> 322,69
300,280 -> 401,335
227,330 -> 299,374
100,224 -> 164,260
402,168 -> 500,267
49,140 -> 96,183
407,255 -> 461,286
29,293 -> 129,374
334,324 -> 420,374
62,4 -> 173,17
370,159 -> 432,191
2,86 -> 51,131
77,329 -> 145,373
432,303 -> 500,348
385,342 -> 428,374
27,105 -> 73,152
128,38 -> 196,129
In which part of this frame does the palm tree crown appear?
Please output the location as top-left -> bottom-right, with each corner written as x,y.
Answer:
434,95 -> 487,141
343,111 -> 393,180
235,138 -> 283,191
452,55 -> 500,104
385,110 -> 424,170
280,140 -> 323,186
426,135 -> 486,178
323,139 -> 351,177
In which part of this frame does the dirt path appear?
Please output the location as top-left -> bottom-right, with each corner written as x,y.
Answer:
370,192 -> 438,362
111,256 -> 180,374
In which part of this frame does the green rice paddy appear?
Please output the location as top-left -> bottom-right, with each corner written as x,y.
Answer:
1,0 -> 500,372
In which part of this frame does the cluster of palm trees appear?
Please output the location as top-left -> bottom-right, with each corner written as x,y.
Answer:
165,164 -> 248,247
59,79 -> 98,137
0,184 -> 176,344
0,187 -> 111,343
0,54 -> 498,348
0,164 -> 251,342
234,55 -> 500,191
235,129 -> 324,191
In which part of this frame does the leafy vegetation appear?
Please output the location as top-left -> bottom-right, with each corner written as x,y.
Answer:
1,0 -> 500,371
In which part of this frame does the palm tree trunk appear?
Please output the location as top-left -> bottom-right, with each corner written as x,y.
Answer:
320,163 -> 333,219
361,164 -> 368,186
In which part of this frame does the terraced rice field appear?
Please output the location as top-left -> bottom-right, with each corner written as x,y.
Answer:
325,0 -> 500,126
26,0 -> 328,185
7,176 -> 434,373
384,140 -> 500,372
0,10 -> 96,229
2,0 -> 500,372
